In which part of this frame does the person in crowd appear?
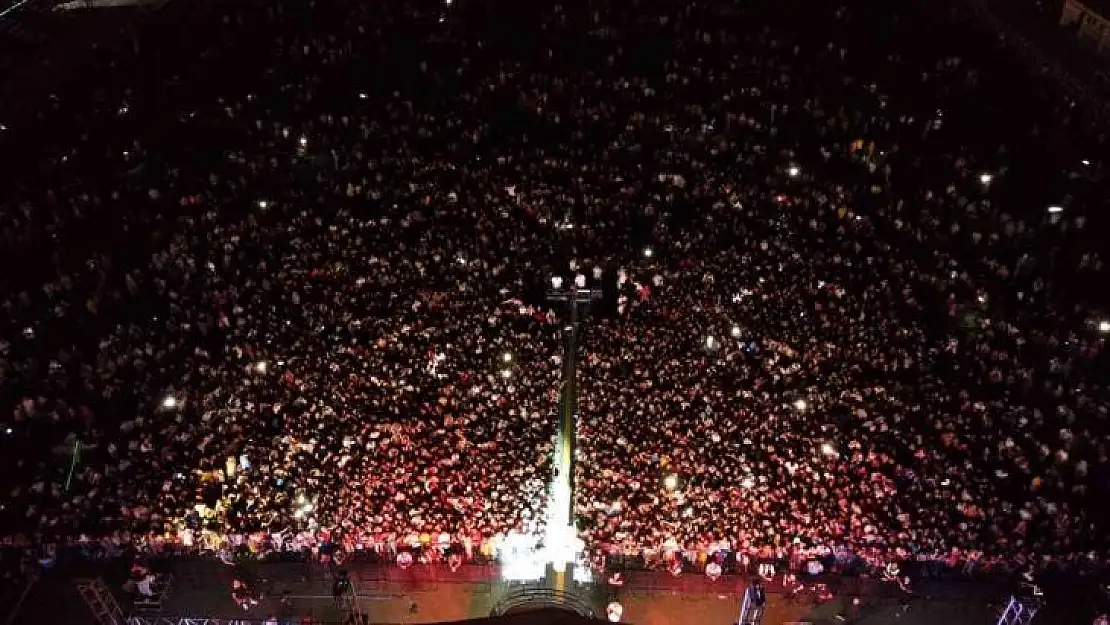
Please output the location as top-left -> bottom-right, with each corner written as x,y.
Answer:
0,0 -> 1107,605
136,572 -> 158,599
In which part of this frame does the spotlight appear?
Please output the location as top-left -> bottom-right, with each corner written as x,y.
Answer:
1098,320 -> 1110,334
663,474 -> 678,490
730,325 -> 742,339
162,396 -> 178,410
643,247 -> 653,258
787,166 -> 800,177
501,352 -> 513,363
551,276 -> 564,289
1047,205 -> 1064,214
793,399 -> 807,411
979,173 -> 993,184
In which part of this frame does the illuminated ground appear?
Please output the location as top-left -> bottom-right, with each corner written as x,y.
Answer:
364,579 -> 999,625
617,590 -> 994,625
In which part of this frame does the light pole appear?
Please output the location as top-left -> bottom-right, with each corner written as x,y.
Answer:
545,274 -> 601,589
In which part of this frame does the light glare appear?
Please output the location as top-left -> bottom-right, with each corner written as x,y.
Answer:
498,532 -> 546,581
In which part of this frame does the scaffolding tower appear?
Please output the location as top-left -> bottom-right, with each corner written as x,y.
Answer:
737,582 -> 766,625
330,568 -> 364,623
996,595 -> 1042,625
75,578 -> 126,625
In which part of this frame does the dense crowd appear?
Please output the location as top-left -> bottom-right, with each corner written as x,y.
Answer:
1,0 -> 1109,603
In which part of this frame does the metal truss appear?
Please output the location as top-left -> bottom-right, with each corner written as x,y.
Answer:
996,595 -> 1042,625
75,578 -> 126,625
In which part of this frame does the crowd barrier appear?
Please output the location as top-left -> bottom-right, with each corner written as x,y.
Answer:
2,534 -> 1098,599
